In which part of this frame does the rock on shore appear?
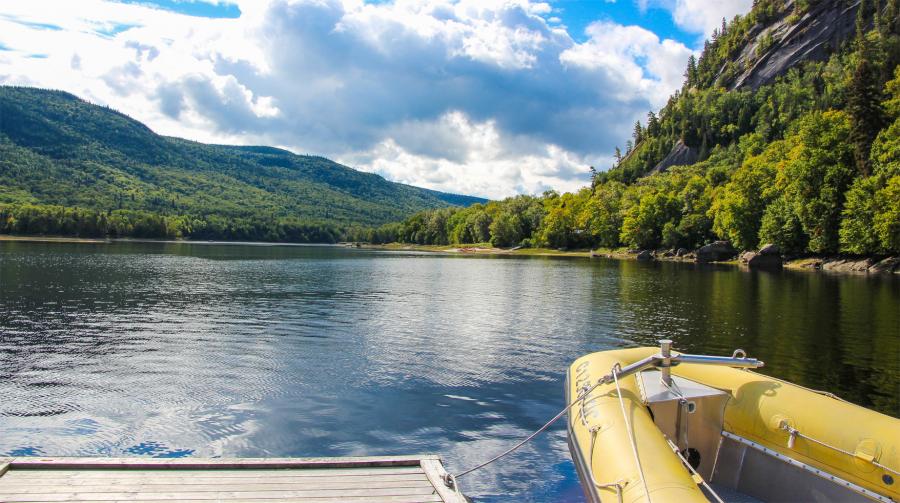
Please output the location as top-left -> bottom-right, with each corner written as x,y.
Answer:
789,256 -> 900,274
697,241 -> 737,263
740,243 -> 783,270
869,256 -> 900,273
636,250 -> 655,261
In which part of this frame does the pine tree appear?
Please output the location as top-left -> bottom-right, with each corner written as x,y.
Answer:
647,111 -> 661,136
633,121 -> 644,144
847,0 -> 885,176
684,55 -> 698,88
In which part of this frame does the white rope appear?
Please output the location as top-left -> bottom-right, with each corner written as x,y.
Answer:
665,438 -> 725,503
782,424 -> 899,476
453,379 -> 604,479
612,364 -> 652,503
659,377 -> 691,447
659,374 -> 685,399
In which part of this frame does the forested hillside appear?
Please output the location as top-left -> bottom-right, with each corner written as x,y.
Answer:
380,0 -> 900,257
0,87 -> 484,242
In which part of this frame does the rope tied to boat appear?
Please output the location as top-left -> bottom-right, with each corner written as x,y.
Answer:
447,344 -> 768,496
448,361 -> 635,485
611,363 -> 652,503
664,438 -> 724,503
779,422 -> 900,477
449,378 -> 604,482
447,362 -> 655,503
589,426 -> 626,503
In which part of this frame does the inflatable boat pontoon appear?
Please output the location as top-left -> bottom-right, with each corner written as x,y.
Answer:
567,341 -> 899,503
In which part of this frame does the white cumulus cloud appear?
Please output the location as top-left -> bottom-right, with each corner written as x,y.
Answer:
0,0 -> 700,198
639,0 -> 753,39
673,0 -> 753,38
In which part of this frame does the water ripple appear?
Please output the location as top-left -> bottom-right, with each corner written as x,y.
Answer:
1,241 -> 897,502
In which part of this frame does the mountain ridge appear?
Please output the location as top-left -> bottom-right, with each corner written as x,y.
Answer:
0,85 -> 486,241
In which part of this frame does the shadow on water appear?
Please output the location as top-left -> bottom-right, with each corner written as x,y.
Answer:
0,240 -> 897,502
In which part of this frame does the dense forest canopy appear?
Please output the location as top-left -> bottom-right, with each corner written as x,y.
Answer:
380,0 -> 900,256
0,87 -> 484,242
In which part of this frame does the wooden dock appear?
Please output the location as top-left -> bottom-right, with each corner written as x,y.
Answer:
0,456 -> 467,503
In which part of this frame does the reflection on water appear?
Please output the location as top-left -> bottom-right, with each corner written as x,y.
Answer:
0,241 -> 897,501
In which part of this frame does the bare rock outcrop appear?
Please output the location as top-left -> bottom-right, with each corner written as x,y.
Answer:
650,140 -> 699,174
641,1 -> 866,176
869,257 -> 900,273
727,0 -> 861,90
822,258 -> 876,273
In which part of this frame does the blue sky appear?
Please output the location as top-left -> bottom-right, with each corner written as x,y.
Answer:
117,0 -> 701,44
554,1 -> 697,45
0,0 -> 751,198
116,0 -> 242,18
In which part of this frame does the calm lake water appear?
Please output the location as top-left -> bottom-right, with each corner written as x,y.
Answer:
1,240 -> 898,501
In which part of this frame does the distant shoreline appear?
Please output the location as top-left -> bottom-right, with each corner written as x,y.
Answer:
358,242 -> 593,258
359,243 -> 900,276
2,234 -> 896,276
0,234 -> 341,247
0,235 -> 112,244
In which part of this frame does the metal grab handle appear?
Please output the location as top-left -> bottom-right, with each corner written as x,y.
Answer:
598,341 -> 764,385
674,353 -> 764,368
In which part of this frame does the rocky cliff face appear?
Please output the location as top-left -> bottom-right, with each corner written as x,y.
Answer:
650,140 -> 699,174
725,0 -> 861,90
650,0 -> 864,174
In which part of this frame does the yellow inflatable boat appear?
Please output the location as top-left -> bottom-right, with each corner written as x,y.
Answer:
567,341 -> 899,503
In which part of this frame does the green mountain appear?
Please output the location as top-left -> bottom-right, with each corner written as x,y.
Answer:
608,0 -> 896,181
0,86 -> 485,242
381,0 -> 900,257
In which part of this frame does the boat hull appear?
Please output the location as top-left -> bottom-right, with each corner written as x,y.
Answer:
567,347 -> 899,503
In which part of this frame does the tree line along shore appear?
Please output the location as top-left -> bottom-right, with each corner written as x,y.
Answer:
364,242 -> 900,274
358,2 -> 900,272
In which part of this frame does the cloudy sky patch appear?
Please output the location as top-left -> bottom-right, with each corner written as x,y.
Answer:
0,0 -> 750,199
